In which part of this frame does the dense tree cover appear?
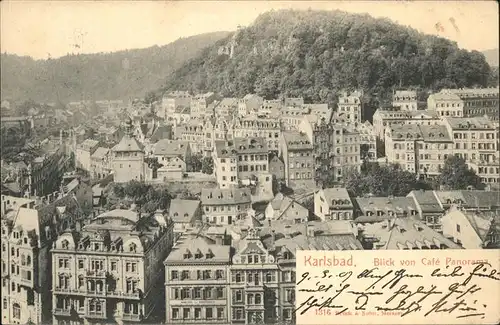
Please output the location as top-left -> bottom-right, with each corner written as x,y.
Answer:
110,180 -> 172,213
185,153 -> 203,172
201,156 -> 214,174
163,10 -> 494,113
1,32 -> 230,103
437,156 -> 483,190
343,161 -> 431,197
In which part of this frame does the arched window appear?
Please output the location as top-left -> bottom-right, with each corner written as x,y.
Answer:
12,303 -> 21,319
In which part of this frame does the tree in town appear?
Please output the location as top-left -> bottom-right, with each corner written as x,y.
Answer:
437,156 -> 482,190
185,153 -> 203,172
201,156 -> 214,174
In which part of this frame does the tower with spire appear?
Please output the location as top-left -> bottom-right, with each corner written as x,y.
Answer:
111,118 -> 146,183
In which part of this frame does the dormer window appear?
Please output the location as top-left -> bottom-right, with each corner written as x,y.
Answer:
61,240 -> 69,249
195,249 -> 203,259
129,243 -> 137,253
184,249 -> 192,259
206,249 -> 214,259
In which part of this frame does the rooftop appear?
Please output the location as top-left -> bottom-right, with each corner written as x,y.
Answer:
169,199 -> 201,223
154,139 -> 190,157
201,188 -> 251,206
282,131 -> 313,150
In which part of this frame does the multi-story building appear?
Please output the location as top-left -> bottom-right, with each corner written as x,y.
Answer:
259,100 -> 282,117
268,154 -> 285,183
441,87 -> 499,121
443,117 -> 499,185
215,98 -> 238,120
415,125 -> 454,179
28,146 -> 73,197
111,120 -> 146,183
372,107 -> 440,139
385,124 -> 421,174
191,92 -> 216,119
168,199 -> 202,237
153,140 -> 192,169
1,178 -> 91,325
337,91 -> 362,123
237,94 -> 264,117
264,193 -> 309,224
392,90 -> 418,111
314,187 -> 354,221
200,188 -> 252,225
164,236 -> 231,325
90,147 -> 111,180
229,228 -> 280,324
175,119 -> 206,155
280,131 -> 315,189
303,104 -> 333,124
161,91 -> 192,119
230,117 -> 282,152
51,208 -> 174,325
213,137 -> 269,188
427,91 -> 464,117
357,121 -> 377,161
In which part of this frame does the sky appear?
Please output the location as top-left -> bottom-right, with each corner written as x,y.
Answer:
1,1 -> 498,60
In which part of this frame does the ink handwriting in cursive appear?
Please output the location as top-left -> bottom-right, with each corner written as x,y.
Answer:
294,284 -> 350,315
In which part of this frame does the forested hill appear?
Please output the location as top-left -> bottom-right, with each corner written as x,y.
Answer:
0,31 -> 230,104
162,10 -> 495,106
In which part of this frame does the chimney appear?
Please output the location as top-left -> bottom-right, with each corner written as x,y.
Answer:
306,223 -> 315,237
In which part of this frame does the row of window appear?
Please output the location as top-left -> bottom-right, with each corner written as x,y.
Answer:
171,287 -> 225,300
454,132 -> 496,139
290,172 -> 312,180
57,258 -> 139,273
171,307 -> 225,320
171,270 -> 225,281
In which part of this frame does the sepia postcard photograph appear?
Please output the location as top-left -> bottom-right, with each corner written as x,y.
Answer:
1,1 -> 499,324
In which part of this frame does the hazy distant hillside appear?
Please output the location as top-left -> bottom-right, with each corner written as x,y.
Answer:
482,48 -> 499,67
0,31 -> 230,103
163,10 -> 493,106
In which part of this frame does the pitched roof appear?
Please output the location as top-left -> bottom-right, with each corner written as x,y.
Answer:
268,195 -> 308,221
282,131 -> 313,149
91,147 -> 110,159
354,196 -> 418,222
149,125 -> 173,143
201,188 -> 251,206
154,139 -> 190,157
215,137 -> 268,158
165,237 -> 231,263
111,135 -> 144,152
408,190 -> 443,213
361,218 -> 462,250
321,188 -> 352,205
169,199 -> 201,223
78,139 -> 99,151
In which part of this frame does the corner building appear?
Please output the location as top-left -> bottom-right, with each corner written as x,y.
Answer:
51,208 -> 174,325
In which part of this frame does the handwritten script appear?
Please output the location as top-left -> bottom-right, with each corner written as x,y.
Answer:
295,249 -> 500,324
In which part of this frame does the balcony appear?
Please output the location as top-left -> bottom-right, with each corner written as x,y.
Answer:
106,290 -> 141,300
86,290 -> 107,297
53,308 -> 72,316
53,287 -> 87,295
122,313 -> 142,322
86,270 -> 107,278
85,311 -> 107,319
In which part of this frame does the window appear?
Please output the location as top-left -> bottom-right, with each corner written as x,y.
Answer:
183,308 -> 190,319
111,261 -> 117,271
171,270 -> 179,280
13,303 -> 21,319
195,308 -> 202,319
78,260 -> 84,269
456,224 -> 461,233
206,307 -> 213,319
216,287 -> 224,298
217,307 -> 224,319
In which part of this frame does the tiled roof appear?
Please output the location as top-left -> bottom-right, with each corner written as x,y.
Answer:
150,125 -> 173,143
445,117 -> 495,130
169,199 -> 201,223
407,190 -> 443,212
321,188 -> 352,205
112,135 -> 144,152
282,131 -> 313,149
165,237 -> 231,263
418,125 -> 452,142
91,147 -> 110,159
78,139 -> 99,151
215,137 -> 268,158
459,190 -> 500,209
429,92 -> 462,101
354,196 -> 418,222
201,188 -> 251,206
154,139 -> 189,157
361,218 -> 462,250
